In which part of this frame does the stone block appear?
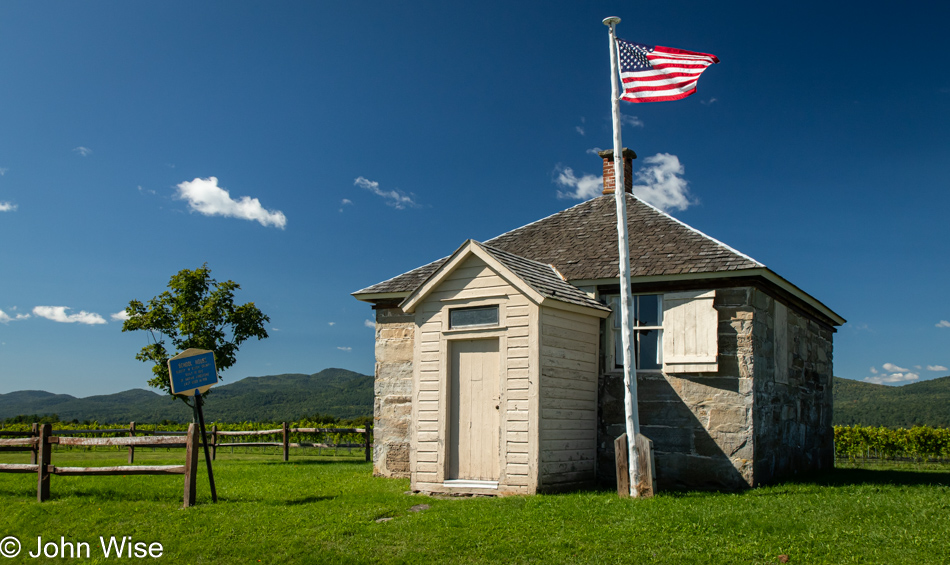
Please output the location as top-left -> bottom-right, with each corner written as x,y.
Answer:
376,338 -> 414,363
716,353 -> 740,378
738,378 -> 753,395
752,290 -> 772,311
636,375 -> 681,403
379,326 -> 414,340
642,425 -> 693,453
707,406 -> 749,434
714,431 -> 753,460
376,308 -> 415,323
639,400 -> 700,428
384,442 -> 410,475
654,452 -> 750,491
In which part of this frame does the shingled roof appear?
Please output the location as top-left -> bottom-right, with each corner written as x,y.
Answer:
472,242 -> 611,313
354,193 -> 763,297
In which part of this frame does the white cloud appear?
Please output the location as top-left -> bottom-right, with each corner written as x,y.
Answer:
864,372 -> 920,385
867,362 -> 923,385
328,322 -> 336,326
32,306 -> 106,325
364,319 -> 375,329
631,153 -> 695,212
137,185 -> 156,195
73,146 -> 92,157
927,365 -> 949,372
0,202 -> 16,212
554,153 -> 695,212
700,97 -> 718,106
0,167 -> 7,175
586,147 -> 604,155
110,310 -> 130,322
937,320 -> 950,328
175,177 -> 287,229
0,309 -> 30,324
575,126 -> 585,136
554,166 -> 603,200
621,114 -> 644,127
336,346 -> 352,352
341,199 -> 352,206
354,177 -> 417,209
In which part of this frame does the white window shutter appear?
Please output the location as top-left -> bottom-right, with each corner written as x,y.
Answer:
663,290 -> 718,373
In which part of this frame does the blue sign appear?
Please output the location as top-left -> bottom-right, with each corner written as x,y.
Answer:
168,350 -> 218,395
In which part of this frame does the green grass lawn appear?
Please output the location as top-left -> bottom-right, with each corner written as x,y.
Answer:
1,449 -> 949,564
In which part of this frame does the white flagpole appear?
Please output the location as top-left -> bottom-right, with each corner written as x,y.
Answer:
603,16 -> 641,498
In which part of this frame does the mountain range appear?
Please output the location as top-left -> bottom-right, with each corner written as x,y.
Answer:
2,371 -> 947,428
0,368 -> 372,423
832,375 -> 950,428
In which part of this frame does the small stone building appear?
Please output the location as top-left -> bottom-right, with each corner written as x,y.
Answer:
353,149 -> 844,493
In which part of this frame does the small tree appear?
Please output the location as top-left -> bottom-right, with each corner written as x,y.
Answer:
122,264 -> 270,408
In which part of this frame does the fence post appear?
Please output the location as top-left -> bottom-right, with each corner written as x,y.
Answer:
30,423 -> 38,465
128,422 -> 136,464
211,424 -> 217,461
364,427 -> 371,462
282,422 -> 289,462
183,423 -> 199,508
37,423 -> 52,502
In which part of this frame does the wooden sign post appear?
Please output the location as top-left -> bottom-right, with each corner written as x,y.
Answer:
168,348 -> 219,503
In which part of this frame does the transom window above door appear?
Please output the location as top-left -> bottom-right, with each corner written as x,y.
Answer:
449,305 -> 499,329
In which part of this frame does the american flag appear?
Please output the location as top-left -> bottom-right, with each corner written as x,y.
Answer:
617,38 -> 719,103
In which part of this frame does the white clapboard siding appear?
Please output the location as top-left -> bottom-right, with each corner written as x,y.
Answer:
537,304 -> 598,486
663,290 -> 719,373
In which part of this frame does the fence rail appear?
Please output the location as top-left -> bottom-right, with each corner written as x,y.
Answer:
0,422 -> 373,474
209,423 -> 372,462
0,423 -> 200,506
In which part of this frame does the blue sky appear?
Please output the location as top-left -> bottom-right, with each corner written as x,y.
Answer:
1,1 -> 948,397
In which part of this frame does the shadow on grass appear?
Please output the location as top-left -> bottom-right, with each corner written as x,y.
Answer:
781,465 -> 950,488
256,459 -> 369,467
46,488 -> 187,503
283,495 -> 335,505
594,463 -> 950,499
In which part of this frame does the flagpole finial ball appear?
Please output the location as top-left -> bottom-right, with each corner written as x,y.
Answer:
603,16 -> 621,26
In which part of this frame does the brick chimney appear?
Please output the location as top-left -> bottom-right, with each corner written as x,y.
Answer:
597,148 -> 637,195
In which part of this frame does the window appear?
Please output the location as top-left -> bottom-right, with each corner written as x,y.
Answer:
607,294 -> 662,371
449,305 -> 499,329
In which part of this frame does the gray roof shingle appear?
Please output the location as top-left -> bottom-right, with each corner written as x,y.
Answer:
354,194 -> 762,296
473,242 -> 610,312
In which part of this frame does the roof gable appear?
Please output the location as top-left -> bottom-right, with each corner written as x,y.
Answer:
400,240 -> 610,316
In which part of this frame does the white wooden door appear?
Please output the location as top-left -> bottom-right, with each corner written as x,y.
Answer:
449,338 -> 500,481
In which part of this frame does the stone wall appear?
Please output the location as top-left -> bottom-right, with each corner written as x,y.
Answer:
372,306 -> 414,478
597,287 -> 756,490
750,289 -> 834,484
596,286 -> 834,490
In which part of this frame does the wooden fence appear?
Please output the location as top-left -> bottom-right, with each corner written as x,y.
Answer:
0,422 -> 373,472
0,424 -> 201,506
211,423 -> 372,462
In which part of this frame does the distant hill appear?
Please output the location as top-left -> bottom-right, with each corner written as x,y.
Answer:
833,376 -> 950,428
0,368 -> 372,423
7,370 -> 946,428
